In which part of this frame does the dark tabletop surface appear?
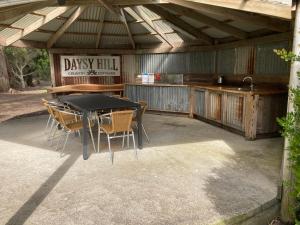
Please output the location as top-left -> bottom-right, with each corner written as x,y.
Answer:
59,94 -> 140,112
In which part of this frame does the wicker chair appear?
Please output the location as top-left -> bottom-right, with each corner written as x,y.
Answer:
55,109 -> 96,154
97,110 -> 136,163
132,100 -> 150,142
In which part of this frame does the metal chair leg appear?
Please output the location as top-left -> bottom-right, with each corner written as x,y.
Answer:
88,124 -> 96,153
107,134 -> 113,164
132,131 -> 137,158
122,131 -> 125,149
45,115 -> 51,132
127,131 -> 130,148
142,124 -> 150,142
97,129 -> 101,153
61,132 -> 70,155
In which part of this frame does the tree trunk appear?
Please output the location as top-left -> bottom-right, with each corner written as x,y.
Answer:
0,46 -> 10,92
280,0 -> 300,222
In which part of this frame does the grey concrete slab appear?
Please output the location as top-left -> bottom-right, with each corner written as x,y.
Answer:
0,114 -> 283,225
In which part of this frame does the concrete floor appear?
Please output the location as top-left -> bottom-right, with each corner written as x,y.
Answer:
0,113 -> 283,225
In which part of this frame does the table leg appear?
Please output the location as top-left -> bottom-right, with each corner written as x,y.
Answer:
137,107 -> 143,149
82,111 -> 89,160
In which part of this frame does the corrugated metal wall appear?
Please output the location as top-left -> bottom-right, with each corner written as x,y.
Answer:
254,41 -> 290,75
52,41 -> 290,86
135,51 -> 216,74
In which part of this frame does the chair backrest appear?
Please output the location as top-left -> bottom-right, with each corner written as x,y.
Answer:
56,110 -> 78,128
111,110 -> 133,132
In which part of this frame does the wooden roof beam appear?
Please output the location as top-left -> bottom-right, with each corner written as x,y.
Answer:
180,0 -> 291,20
96,9 -> 106,48
0,0 -> 57,22
168,0 -> 290,32
126,6 -> 174,47
144,4 -> 213,45
164,4 -> 248,39
0,6 -> 71,46
120,8 -> 135,49
47,6 -> 87,48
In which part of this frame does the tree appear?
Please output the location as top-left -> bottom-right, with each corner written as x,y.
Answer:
4,47 -> 50,89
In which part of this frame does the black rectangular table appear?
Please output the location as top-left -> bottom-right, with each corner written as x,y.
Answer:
59,94 -> 142,160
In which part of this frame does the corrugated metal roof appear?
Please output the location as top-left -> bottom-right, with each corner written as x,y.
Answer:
129,22 -> 152,34
1,14 -> 25,25
153,20 -> 174,33
0,3 -> 291,49
40,19 -> 64,31
203,27 -> 230,38
0,28 -> 19,39
34,7 -> 57,16
165,33 -> 184,43
79,6 -> 105,20
180,16 -> 207,29
228,20 -> 264,32
100,35 -> 131,48
67,21 -> 99,33
139,6 -> 160,20
60,7 -> 77,17
102,23 -> 127,35
55,33 -> 96,48
12,14 -> 42,29
133,34 -> 161,44
22,31 -> 51,42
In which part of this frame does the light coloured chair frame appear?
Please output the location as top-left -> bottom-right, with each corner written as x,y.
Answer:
97,110 -> 136,163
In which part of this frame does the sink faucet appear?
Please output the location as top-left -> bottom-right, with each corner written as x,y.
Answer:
242,76 -> 254,91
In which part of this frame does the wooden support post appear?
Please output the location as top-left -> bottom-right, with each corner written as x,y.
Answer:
280,0 -> 300,223
48,52 -> 56,87
0,46 -> 10,92
244,94 -> 258,140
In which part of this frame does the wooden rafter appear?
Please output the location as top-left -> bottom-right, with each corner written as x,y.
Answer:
168,0 -> 290,32
120,8 -> 135,49
126,6 -> 173,47
181,0 -> 291,20
144,4 -> 213,44
97,0 -> 122,17
164,4 -> 248,39
0,0 -> 57,22
96,8 -> 106,48
0,6 -> 71,46
47,6 -> 87,48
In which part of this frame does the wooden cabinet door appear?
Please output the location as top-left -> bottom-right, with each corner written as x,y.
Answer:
206,91 -> 222,122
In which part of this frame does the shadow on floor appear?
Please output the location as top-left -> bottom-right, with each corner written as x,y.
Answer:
5,153 -> 80,225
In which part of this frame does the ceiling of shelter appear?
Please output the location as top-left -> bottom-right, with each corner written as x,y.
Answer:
0,0 -> 292,50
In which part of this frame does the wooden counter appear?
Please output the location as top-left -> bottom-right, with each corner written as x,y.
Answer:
125,83 -> 288,139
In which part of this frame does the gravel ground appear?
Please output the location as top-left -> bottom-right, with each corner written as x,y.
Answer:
0,87 -> 51,122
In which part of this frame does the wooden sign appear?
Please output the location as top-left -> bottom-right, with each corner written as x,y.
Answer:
60,55 -> 120,77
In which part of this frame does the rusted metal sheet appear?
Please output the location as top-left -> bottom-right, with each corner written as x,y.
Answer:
217,46 -> 251,75
254,41 -> 290,75
122,55 -> 136,83
222,93 -> 245,130
125,84 -> 190,113
206,91 -> 222,121
193,89 -> 206,117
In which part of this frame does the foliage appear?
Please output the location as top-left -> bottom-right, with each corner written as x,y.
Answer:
274,49 -> 300,223
4,47 -> 50,89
